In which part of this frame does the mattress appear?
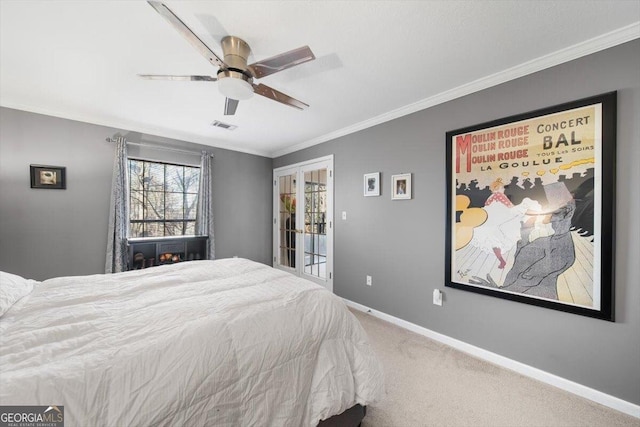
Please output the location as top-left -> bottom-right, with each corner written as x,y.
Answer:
0,258 -> 384,426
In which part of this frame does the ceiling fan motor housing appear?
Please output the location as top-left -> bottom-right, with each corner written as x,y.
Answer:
217,36 -> 254,100
220,36 -> 251,70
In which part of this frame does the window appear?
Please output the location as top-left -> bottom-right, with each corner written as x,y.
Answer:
128,159 -> 200,238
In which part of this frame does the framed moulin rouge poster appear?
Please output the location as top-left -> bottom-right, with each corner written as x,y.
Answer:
445,92 -> 616,321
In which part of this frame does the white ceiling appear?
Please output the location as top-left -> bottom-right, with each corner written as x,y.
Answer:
1,1 -> 638,158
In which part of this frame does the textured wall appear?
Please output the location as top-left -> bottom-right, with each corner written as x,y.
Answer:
274,40 -> 640,405
0,109 -> 272,279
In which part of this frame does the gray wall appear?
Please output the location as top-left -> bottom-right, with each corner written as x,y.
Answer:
274,40 -> 640,405
0,108 -> 272,280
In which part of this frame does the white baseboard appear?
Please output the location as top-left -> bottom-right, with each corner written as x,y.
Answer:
343,298 -> 640,419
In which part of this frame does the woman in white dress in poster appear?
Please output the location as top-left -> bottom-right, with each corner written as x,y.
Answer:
470,178 -> 541,269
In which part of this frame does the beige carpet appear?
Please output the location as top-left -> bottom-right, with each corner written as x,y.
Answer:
351,309 -> 639,427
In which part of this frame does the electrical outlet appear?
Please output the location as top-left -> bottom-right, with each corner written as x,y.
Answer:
366,275 -> 372,286
433,289 -> 443,306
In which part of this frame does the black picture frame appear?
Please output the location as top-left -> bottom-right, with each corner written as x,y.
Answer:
30,165 -> 66,189
445,92 -> 616,321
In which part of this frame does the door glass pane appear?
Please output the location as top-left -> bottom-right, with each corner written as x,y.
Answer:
303,167 -> 327,279
278,174 -> 296,268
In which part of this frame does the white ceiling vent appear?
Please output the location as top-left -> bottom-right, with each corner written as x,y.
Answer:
211,120 -> 237,131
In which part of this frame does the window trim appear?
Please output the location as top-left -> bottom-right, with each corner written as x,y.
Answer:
128,158 -> 200,238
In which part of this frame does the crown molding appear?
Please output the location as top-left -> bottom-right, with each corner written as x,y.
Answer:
0,101 -> 272,158
271,22 -> 640,158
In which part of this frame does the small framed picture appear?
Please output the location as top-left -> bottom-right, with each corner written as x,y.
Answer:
30,165 -> 66,189
364,172 -> 380,197
391,173 -> 411,200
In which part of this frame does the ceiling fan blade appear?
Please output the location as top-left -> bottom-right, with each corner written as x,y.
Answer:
247,46 -> 315,79
224,98 -> 239,115
252,83 -> 309,110
147,1 -> 225,68
138,74 -> 217,81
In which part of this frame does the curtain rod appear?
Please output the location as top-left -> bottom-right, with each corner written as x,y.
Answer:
105,137 -> 213,157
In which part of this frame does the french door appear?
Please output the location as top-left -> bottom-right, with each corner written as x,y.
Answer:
273,156 -> 333,291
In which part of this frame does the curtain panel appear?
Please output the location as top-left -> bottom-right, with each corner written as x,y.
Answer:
105,137 -> 129,273
195,152 -> 215,259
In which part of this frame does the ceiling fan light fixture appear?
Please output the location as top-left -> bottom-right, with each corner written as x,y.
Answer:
217,70 -> 254,100
143,3 -> 315,114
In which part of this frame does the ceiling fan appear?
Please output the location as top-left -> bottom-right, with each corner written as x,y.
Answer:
140,1 -> 316,115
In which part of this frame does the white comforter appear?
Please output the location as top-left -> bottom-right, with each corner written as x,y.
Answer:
0,258 -> 383,426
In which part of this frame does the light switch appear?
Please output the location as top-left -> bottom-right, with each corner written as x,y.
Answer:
342,211 -> 347,220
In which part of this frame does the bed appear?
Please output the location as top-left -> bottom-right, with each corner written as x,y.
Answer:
0,258 -> 384,426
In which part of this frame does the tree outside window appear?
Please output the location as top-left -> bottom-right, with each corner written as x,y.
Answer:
128,159 -> 200,237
